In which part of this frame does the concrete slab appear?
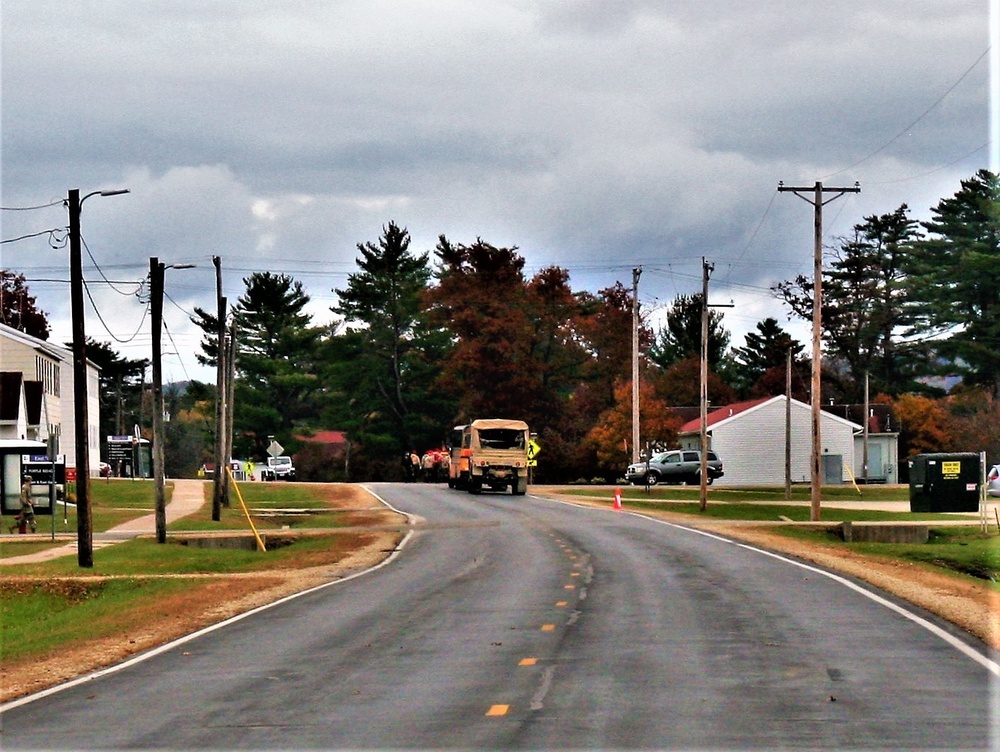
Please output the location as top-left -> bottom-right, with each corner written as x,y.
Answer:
839,521 -> 929,544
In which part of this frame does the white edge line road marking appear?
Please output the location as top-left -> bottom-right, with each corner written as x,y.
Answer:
535,494 -> 1000,677
0,485 -> 416,713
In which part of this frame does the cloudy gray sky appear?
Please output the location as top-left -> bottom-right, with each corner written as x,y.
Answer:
1,1 -> 995,383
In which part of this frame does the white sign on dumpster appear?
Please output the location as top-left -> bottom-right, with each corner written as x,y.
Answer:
267,440 -> 284,458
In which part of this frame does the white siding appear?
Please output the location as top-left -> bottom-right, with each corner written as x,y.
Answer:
681,396 -> 861,486
853,434 -> 899,484
0,325 -> 100,475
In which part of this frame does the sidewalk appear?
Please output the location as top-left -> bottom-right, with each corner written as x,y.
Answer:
0,478 -> 207,566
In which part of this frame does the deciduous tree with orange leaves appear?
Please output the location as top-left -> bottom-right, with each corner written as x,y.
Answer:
586,380 -> 682,480
885,393 -> 955,458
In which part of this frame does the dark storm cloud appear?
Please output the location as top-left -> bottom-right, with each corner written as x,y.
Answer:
0,1 -> 992,377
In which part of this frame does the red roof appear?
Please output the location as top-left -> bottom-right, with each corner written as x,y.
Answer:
295,430 -> 348,445
679,397 -> 772,434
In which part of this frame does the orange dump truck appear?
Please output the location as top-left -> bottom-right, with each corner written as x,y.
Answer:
448,419 -> 529,495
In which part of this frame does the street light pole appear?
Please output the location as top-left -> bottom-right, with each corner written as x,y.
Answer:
68,187 -> 129,568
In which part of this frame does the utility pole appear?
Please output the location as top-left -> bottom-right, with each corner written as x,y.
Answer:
225,320 -> 237,497
778,180 -> 860,521
863,371 -> 870,484
67,187 -> 128,568
68,189 -> 92,567
785,349 -> 792,500
149,258 -> 167,543
149,258 -> 193,542
631,266 -> 642,464
698,258 -> 732,511
212,256 -> 225,520
699,259 -> 712,511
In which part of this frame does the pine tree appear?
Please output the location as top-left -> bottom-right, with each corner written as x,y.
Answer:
774,205 -> 922,399
331,222 -> 438,454
904,170 -> 1000,396
647,293 -> 729,370
730,317 -> 806,397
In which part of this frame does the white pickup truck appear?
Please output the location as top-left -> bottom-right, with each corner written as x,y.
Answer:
261,455 -> 296,481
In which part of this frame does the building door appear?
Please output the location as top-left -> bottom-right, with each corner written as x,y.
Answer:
822,454 -> 843,484
865,443 -> 884,481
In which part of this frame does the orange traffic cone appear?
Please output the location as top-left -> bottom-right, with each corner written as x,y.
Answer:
613,487 -> 622,510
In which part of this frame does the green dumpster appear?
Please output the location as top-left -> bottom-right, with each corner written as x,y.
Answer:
908,452 -> 980,513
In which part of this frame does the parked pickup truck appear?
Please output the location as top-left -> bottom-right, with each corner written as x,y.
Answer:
260,455 -> 296,481
626,450 -> 723,486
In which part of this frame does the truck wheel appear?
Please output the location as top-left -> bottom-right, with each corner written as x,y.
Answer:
469,478 -> 482,495
645,472 -> 659,486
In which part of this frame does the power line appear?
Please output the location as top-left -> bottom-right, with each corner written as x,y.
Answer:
82,277 -> 149,344
0,199 -> 64,211
0,228 -> 68,246
81,236 -> 146,297
864,142 -> 990,186
824,46 -> 990,180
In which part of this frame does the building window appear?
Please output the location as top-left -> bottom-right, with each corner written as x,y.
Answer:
34,356 -> 60,397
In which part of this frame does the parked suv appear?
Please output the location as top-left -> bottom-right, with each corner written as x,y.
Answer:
626,450 -> 724,486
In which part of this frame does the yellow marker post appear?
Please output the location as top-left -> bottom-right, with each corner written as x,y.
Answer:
227,466 -> 267,552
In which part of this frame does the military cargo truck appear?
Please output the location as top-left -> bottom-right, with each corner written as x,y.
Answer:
448,419 -> 529,495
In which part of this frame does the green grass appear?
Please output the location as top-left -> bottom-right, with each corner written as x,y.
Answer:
1,479 -> 167,559
776,525 -> 1000,584
89,477 -> 170,509
0,577 -> 200,664
0,481 -> 387,671
0,534 -> 349,577
172,482 -> 359,533
616,497 -> 959,522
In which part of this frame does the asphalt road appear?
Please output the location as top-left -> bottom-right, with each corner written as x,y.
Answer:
2,483 -> 997,749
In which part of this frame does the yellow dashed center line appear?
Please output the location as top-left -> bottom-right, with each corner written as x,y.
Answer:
564,584 -> 575,590
519,657 -> 537,666
541,624 -> 555,631
486,704 -> 509,716
556,601 -> 568,607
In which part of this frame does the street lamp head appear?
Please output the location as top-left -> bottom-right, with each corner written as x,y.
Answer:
78,187 -> 130,207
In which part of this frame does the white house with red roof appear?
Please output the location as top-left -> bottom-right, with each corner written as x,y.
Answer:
677,395 -> 864,486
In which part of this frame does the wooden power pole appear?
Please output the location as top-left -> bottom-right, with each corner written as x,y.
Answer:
212,256 -> 226,520
698,258 -> 732,511
631,266 -> 642,464
149,258 -> 167,543
778,181 -> 860,521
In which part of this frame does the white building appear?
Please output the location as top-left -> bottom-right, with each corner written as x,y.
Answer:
0,322 -> 100,475
677,395 -> 864,487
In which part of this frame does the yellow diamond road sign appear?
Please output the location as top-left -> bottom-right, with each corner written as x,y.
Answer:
527,440 -> 540,466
